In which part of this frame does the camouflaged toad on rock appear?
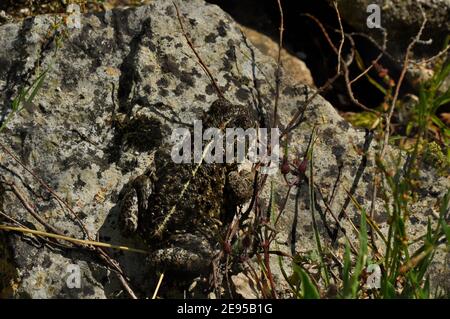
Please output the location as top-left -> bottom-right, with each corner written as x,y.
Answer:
1,0 -> 449,299
119,98 -> 257,276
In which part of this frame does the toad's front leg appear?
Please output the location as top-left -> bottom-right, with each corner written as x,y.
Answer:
119,172 -> 154,237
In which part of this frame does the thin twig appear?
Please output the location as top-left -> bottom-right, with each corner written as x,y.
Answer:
0,141 -> 90,238
411,43 -> 450,65
0,224 -> 149,254
273,0 -> 284,127
349,28 -> 387,85
173,1 -> 224,99
381,5 -> 428,157
6,180 -> 61,235
333,0 -> 345,75
0,141 -> 138,298
152,273 -> 165,299
302,13 -> 378,115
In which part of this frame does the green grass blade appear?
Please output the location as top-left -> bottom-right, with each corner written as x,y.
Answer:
293,263 -> 320,299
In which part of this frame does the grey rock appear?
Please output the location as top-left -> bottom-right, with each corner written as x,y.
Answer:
0,0 -> 448,298
330,0 -> 450,91
331,0 -> 450,58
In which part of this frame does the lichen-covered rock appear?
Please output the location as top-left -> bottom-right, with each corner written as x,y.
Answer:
0,0 -> 448,298
330,0 -> 450,91
331,0 -> 450,58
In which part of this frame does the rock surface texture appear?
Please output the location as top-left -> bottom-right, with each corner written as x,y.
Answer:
331,0 -> 450,89
239,25 -> 315,88
332,0 -> 450,57
0,0 -> 448,298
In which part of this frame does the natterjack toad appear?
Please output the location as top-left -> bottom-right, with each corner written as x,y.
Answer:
119,98 -> 257,278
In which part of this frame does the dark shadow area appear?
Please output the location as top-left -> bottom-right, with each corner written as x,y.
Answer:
207,0 -> 418,112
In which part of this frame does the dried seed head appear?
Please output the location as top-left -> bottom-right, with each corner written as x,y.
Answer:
242,234 -> 252,248
280,157 -> 291,175
296,157 -> 308,175
223,242 -> 232,254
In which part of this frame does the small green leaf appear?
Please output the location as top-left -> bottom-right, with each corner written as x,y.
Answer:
292,263 -> 320,299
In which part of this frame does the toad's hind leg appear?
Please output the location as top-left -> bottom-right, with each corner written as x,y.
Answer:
149,232 -> 217,275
